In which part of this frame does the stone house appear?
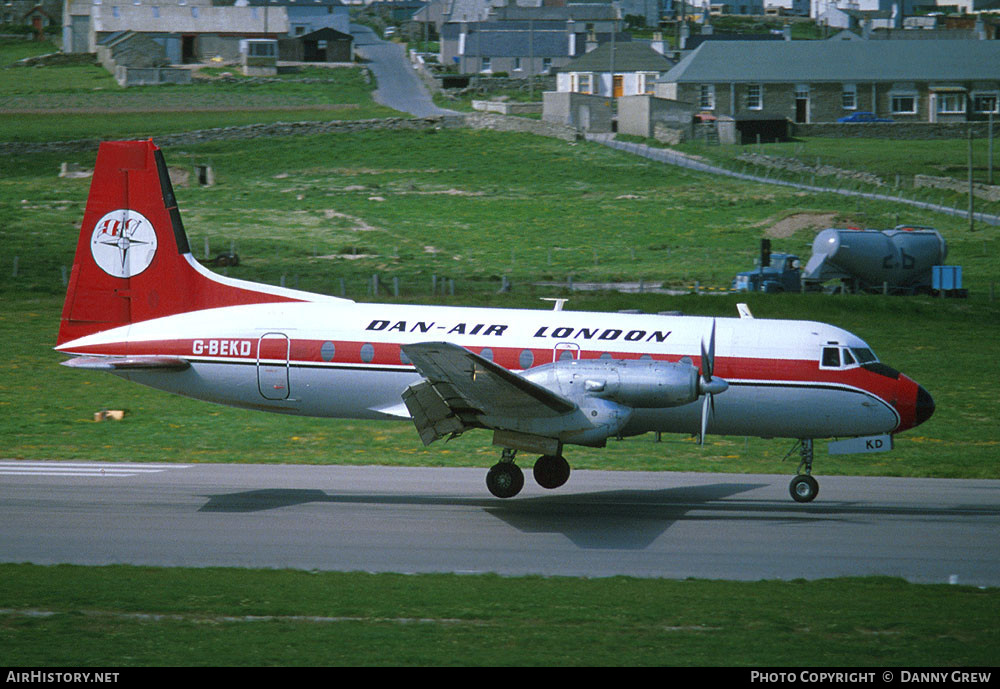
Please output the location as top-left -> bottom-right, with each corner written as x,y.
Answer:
656,39 -> 1000,126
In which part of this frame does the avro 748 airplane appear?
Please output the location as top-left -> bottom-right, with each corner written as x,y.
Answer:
56,140 -> 935,502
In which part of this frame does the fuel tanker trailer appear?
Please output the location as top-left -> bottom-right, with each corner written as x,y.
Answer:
801,226 -> 948,295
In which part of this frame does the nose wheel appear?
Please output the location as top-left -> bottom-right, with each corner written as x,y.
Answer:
788,439 -> 819,503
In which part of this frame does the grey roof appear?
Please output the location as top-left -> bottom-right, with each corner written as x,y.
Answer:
247,0 -> 345,6
560,41 -> 673,73
662,40 -> 1000,84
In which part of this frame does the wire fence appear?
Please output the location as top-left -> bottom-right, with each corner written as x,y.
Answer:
588,134 -> 1000,228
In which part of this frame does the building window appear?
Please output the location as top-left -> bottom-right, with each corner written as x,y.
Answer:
891,94 -> 917,115
542,57 -> 552,73
481,56 -> 491,72
574,73 -> 592,94
112,6 -> 119,17
746,84 -> 762,110
152,6 -> 160,18
842,84 -> 857,110
513,57 -> 521,71
638,72 -> 656,95
973,92 -> 999,114
936,93 -> 966,115
191,6 -> 199,18
699,84 -> 715,110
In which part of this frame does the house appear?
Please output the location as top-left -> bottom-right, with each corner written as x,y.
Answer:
439,1 -> 626,76
283,26 -> 355,62
245,0 -> 351,37
556,40 -> 675,98
62,0 -> 290,61
656,39 -> 1000,128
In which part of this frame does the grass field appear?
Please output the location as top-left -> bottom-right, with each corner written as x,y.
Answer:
0,39 -> 399,141
2,46 -> 999,666
2,565 -> 997,666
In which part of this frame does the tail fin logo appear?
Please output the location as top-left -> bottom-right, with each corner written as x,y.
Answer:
90,209 -> 158,279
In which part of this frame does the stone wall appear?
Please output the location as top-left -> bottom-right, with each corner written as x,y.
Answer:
792,122 -> 997,140
465,111 -> 579,142
915,174 -> 1000,202
0,113 -> 582,156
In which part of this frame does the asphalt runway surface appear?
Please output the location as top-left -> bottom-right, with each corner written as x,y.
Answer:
2,461 -> 998,587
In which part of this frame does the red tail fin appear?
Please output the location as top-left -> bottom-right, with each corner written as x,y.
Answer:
58,140 -> 304,346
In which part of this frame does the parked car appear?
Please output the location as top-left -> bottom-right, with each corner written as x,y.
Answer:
837,112 -> 893,123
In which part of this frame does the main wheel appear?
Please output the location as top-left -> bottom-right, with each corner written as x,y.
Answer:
533,454 -> 570,490
789,474 -> 819,503
486,462 -> 524,499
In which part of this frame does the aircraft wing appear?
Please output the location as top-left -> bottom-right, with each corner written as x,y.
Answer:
401,341 -> 576,445
61,356 -> 190,371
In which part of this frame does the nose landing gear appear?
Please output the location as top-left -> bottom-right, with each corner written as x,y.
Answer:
788,439 -> 819,503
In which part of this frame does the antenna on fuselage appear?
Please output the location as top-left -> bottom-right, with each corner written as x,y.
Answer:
541,298 -> 568,311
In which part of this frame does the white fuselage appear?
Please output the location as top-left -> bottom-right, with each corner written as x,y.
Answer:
59,299 -> 905,440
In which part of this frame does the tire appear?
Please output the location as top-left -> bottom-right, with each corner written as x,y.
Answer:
789,475 -> 819,503
533,454 -> 570,490
486,463 -> 524,499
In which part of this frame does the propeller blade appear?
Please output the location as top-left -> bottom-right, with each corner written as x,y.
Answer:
700,393 -> 710,445
700,320 -> 716,382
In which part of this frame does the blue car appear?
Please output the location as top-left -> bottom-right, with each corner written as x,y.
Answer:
838,112 -> 893,123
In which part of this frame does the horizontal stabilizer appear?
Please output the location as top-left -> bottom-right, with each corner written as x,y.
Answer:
61,355 -> 190,371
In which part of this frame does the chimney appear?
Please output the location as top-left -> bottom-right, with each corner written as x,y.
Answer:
679,22 -> 689,50
783,23 -> 791,40
650,31 -> 666,54
586,29 -> 598,53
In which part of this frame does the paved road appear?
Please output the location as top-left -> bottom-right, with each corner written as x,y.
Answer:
352,25 -> 459,118
2,461 -> 998,586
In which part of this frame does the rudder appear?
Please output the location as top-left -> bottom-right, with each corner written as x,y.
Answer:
58,140 -> 303,346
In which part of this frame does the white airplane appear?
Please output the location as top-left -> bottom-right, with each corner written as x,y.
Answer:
56,140 -> 935,502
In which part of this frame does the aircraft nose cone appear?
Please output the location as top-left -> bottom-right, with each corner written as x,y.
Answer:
915,385 -> 935,427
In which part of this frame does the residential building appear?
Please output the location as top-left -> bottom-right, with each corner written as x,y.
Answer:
63,0 -> 290,60
439,1 -> 628,76
557,39 -> 675,98
657,39 -> 1000,125
245,0 -> 350,37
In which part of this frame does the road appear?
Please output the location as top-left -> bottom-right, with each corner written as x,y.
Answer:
351,25 -> 459,118
2,461 -> 998,586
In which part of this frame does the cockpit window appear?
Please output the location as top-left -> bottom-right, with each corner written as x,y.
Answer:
851,347 -> 877,364
822,347 -> 840,367
821,346 -> 870,369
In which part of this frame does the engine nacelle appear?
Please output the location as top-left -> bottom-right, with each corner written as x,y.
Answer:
522,358 -> 700,409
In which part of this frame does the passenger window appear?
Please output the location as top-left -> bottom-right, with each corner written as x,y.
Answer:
822,347 -> 840,367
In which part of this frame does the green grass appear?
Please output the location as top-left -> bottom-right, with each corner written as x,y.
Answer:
0,40 -> 401,141
2,132 -> 998,476
677,135 -> 1000,188
2,564 -> 997,666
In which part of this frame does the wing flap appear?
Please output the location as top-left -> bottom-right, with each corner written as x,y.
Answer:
400,342 -> 577,445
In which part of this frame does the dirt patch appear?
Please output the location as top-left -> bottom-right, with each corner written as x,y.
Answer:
323,209 -> 381,232
759,212 -> 841,239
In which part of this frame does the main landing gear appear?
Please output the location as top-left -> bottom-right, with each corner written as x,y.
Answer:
486,449 -> 571,498
788,438 -> 819,503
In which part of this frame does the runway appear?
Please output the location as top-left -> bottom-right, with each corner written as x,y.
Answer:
2,461 -> 998,587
